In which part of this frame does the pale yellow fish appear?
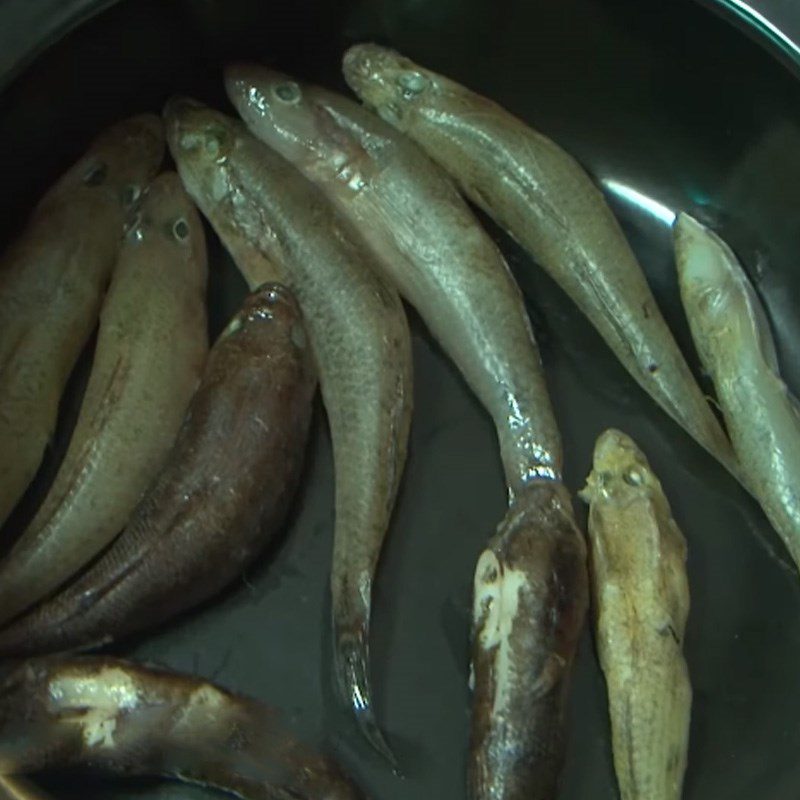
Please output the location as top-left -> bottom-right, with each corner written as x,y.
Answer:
581,429 -> 691,800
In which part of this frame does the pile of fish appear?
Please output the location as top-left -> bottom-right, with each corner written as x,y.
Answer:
0,42 -> 796,800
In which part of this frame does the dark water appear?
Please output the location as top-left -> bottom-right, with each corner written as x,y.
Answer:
1,0 -> 800,797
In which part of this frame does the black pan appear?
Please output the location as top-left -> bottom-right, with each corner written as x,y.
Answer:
1,0 -> 799,798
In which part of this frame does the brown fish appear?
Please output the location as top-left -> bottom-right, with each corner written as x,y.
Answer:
470,481 -> 588,800
0,172 -> 208,626
0,283 -> 315,654
0,656 -> 365,800
0,114 -> 165,527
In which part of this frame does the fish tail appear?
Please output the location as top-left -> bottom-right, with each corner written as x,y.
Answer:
332,612 -> 397,767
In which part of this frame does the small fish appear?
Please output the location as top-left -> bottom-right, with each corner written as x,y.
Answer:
0,655 -> 365,800
0,114 -> 165,527
580,429 -> 691,800
0,172 -> 209,626
342,44 -> 740,480
224,63 -> 560,489
470,481 -> 588,800
674,213 -> 800,569
0,284 -> 315,655
165,97 -> 413,760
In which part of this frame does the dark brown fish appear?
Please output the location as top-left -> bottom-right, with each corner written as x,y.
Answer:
0,655 -> 365,800
0,284 -> 316,655
470,481 -> 588,800
0,114 -> 165,527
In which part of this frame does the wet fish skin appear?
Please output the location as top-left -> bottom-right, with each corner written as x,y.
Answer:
0,114 -> 165,528
224,64 -> 560,489
342,44 -> 740,479
470,481 -> 588,800
675,213 -> 800,569
0,172 -> 209,626
580,429 -> 691,800
0,283 -> 315,655
165,98 -> 413,759
0,656 -> 365,800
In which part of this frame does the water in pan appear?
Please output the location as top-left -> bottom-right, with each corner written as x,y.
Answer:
1,0 -> 800,797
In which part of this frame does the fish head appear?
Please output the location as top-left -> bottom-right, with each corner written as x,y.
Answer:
48,113 -> 164,208
225,63 -> 382,191
163,96 -> 243,219
343,44 -> 448,132
164,96 -> 240,178
581,428 -> 659,505
124,171 -> 206,266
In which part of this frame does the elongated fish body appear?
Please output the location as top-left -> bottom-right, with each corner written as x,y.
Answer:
0,777 -> 54,800
165,98 -> 412,757
0,656 -> 365,800
223,70 -> 586,785
0,115 -> 165,527
675,213 -> 800,567
470,482 -> 588,800
225,64 -> 560,488
0,284 -> 315,655
580,429 -> 691,800
0,172 -> 209,626
342,45 -> 739,478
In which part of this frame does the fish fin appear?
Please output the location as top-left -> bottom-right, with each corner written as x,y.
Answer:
333,623 -> 398,770
529,652 -> 567,701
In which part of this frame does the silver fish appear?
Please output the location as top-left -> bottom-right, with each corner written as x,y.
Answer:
0,114 -> 164,528
222,69 -> 588,792
224,63 -> 560,490
164,98 -> 412,760
675,213 -> 800,569
580,429 -> 691,800
342,44 -> 739,480
0,172 -> 208,626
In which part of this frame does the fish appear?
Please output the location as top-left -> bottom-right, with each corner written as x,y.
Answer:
223,68 -> 588,791
224,64 -> 561,490
0,655 -> 365,800
164,97 -> 413,759
470,481 -> 588,800
0,283 -> 315,655
0,172 -> 209,626
0,776 -> 54,800
674,212 -> 800,569
0,114 -> 165,527
580,429 -> 691,800
342,44 -> 740,480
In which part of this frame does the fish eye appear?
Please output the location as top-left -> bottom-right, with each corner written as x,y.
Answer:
397,71 -> 429,98
623,468 -> 644,486
172,218 -> 190,241
122,184 -> 141,207
83,162 -> 108,186
272,82 -> 301,104
204,132 -> 223,157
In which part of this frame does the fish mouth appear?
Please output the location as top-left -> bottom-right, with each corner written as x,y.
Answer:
342,43 -> 386,89
162,95 -> 209,153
